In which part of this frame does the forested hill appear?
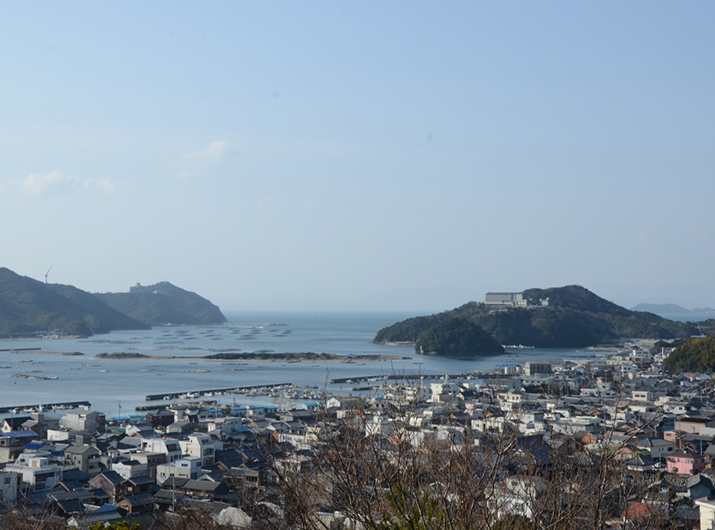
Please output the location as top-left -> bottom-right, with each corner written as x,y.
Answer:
96,282 -> 227,326
0,268 -> 149,338
415,318 -> 504,357
374,285 -> 700,349
662,336 -> 715,374
0,268 -> 227,337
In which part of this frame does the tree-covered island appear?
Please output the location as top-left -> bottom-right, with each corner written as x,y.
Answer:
375,285 -> 703,352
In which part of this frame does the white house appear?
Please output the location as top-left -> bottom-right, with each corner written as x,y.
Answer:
5,453 -> 61,492
179,433 -> 222,466
140,438 -> 182,464
60,411 -> 102,433
112,459 -> 149,480
157,457 -> 202,483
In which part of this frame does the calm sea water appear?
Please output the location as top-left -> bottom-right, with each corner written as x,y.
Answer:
658,312 -> 714,323
0,310 -> 589,417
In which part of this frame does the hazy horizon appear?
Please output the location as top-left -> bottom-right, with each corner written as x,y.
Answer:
2,3 -> 713,312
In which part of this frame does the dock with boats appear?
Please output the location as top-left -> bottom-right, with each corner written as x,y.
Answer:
0,400 -> 91,414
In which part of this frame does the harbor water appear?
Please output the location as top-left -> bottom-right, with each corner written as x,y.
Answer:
0,310 -> 593,416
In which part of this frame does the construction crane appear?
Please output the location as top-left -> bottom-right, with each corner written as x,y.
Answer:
44,266 -> 52,284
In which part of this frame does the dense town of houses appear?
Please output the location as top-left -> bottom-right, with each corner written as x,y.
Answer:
3,341 -> 715,528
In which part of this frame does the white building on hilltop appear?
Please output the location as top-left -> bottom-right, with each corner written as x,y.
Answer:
484,292 -> 549,308
485,292 -> 526,307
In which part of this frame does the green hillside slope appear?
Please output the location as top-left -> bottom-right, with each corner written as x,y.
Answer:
0,268 -> 149,337
96,282 -> 227,326
662,336 -> 715,373
374,285 -> 699,349
415,318 -> 504,356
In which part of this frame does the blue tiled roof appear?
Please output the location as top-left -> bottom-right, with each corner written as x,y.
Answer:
0,431 -> 38,439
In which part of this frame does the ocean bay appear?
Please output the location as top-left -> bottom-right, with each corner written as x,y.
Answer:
0,310 -> 592,416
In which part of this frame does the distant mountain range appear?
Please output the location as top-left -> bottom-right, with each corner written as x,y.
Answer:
631,303 -> 715,317
375,285 -> 711,352
0,267 -> 226,338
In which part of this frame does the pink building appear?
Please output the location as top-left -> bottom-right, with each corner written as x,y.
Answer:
666,450 -> 706,475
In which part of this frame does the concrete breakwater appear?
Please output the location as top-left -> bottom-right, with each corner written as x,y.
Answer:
145,382 -> 292,402
330,372 -> 481,384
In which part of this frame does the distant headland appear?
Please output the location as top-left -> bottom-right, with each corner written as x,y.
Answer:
0,267 -> 226,339
96,281 -> 227,326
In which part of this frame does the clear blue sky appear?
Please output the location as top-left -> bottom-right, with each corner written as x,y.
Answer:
1,2 -> 713,311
